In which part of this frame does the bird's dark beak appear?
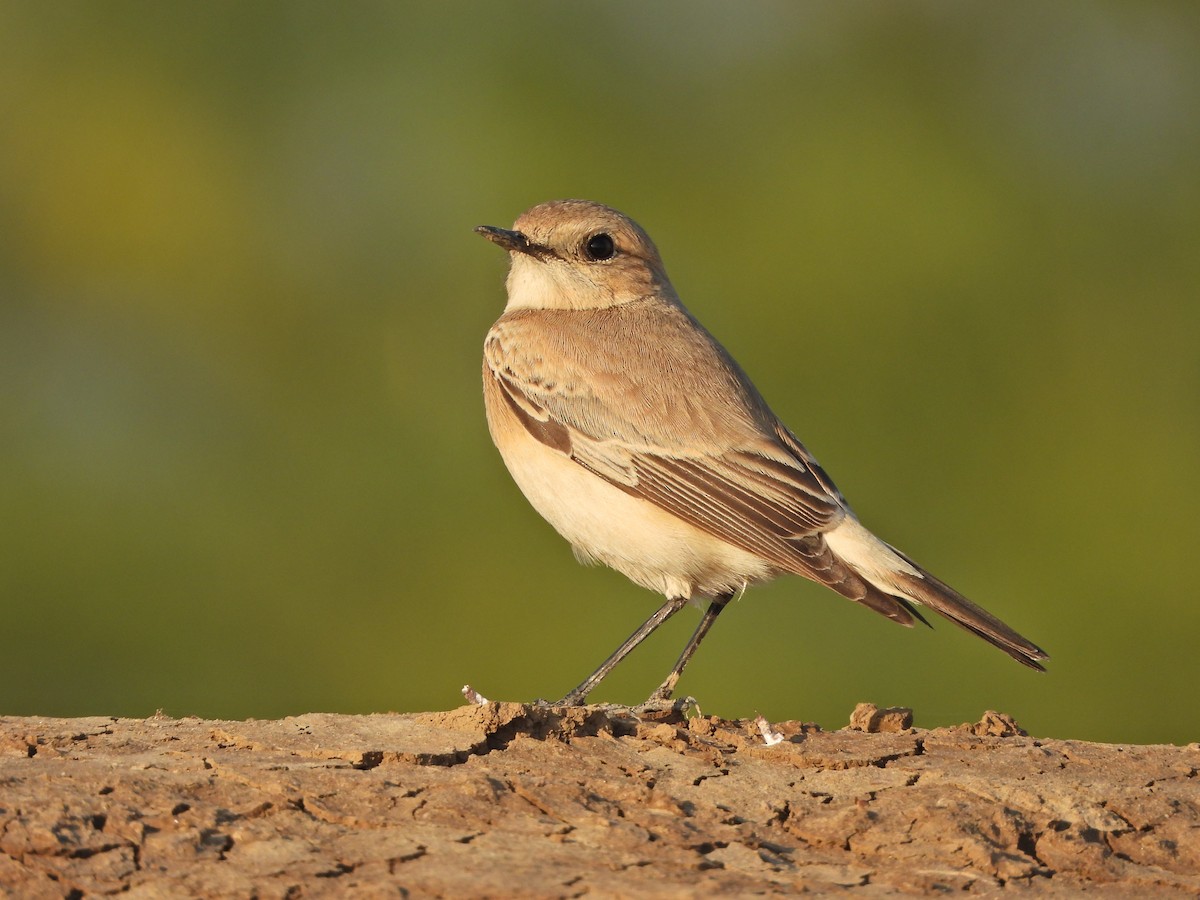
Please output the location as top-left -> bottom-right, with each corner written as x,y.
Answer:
475,225 -> 531,254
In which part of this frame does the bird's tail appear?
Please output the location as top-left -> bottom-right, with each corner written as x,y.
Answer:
889,564 -> 1049,671
824,517 -> 1048,670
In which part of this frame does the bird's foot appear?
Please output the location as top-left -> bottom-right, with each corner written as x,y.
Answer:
634,694 -> 702,720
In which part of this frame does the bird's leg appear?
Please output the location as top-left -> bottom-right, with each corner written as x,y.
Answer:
557,596 -> 689,706
647,593 -> 733,702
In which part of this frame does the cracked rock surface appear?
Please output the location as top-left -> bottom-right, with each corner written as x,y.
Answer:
1,705 -> 1198,896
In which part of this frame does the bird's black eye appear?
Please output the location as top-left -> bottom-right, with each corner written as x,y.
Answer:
583,232 -> 616,261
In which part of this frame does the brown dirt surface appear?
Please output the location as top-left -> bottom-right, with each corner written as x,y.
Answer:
1,703 -> 1198,897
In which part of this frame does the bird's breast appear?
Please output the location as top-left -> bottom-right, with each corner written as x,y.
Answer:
482,361 -> 776,601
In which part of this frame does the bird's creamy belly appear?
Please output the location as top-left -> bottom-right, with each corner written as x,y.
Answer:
491,420 -> 775,601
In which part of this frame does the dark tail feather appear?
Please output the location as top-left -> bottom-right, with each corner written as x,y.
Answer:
891,568 -> 1049,671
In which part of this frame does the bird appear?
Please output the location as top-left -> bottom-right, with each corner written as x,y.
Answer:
476,199 -> 1047,706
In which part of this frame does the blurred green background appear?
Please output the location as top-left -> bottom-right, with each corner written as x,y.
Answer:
3,3 -> 1198,745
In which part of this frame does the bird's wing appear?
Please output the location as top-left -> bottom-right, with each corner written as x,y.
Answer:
485,307 -> 920,622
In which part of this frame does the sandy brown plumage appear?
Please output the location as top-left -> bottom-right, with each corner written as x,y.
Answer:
479,200 -> 1047,704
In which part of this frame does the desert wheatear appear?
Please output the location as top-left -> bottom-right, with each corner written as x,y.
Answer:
477,200 -> 1047,705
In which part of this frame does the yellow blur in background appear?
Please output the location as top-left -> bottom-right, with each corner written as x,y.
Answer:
3,3 -> 1198,744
